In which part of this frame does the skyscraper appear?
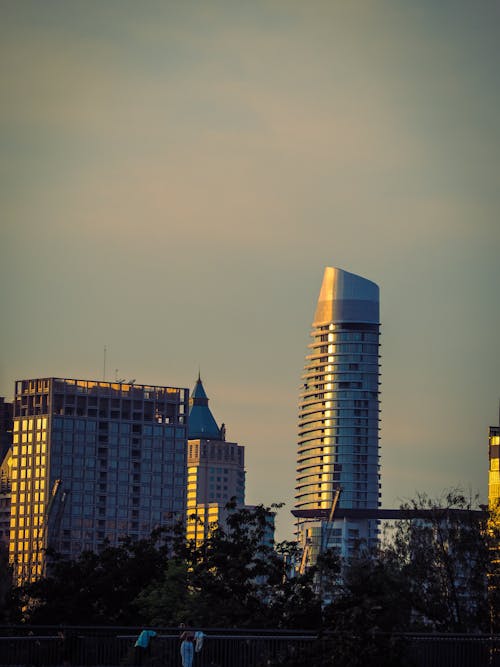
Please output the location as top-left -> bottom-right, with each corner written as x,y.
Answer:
489,413 -> 500,510
295,267 -> 381,564
0,397 -> 12,546
186,376 -> 245,544
9,377 -> 189,583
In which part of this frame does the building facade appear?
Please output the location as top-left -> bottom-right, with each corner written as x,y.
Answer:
186,376 -> 245,544
489,418 -> 500,510
9,377 -> 189,583
295,267 -> 381,563
0,397 -> 13,547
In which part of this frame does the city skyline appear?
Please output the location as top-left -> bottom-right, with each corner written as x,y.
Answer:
1,2 -> 499,541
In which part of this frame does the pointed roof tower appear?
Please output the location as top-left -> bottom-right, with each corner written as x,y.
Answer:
188,375 -> 223,440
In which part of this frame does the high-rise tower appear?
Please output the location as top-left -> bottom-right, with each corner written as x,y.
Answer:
186,376 -> 245,544
9,377 -> 189,583
295,267 -> 381,563
489,412 -> 500,510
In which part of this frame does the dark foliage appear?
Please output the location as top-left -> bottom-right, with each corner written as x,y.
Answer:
138,502 -> 323,628
18,536 -> 167,624
4,489 -> 496,658
0,541 -> 18,622
386,490 -> 491,632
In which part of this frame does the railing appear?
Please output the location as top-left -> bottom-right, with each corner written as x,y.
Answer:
0,626 -> 499,667
398,633 -> 500,667
0,627 -> 316,667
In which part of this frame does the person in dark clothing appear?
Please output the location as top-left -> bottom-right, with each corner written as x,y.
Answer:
134,629 -> 157,666
57,629 -> 77,667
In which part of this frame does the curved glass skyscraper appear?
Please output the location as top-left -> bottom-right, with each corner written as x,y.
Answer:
295,267 -> 381,562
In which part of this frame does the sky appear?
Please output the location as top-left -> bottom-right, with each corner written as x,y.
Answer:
1,1 -> 499,540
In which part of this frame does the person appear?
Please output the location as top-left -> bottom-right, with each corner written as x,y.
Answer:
57,629 -> 77,667
194,630 -> 204,654
179,624 -> 195,667
134,629 -> 157,666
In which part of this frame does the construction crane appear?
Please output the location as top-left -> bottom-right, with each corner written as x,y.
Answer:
35,480 -> 68,560
323,485 -> 342,551
298,485 -> 342,575
298,538 -> 311,575
47,483 -> 69,552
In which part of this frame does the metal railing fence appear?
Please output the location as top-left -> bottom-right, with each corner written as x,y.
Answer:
0,626 -> 316,667
0,626 -> 499,667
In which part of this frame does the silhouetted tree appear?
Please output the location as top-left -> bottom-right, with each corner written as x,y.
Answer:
134,559 -> 189,626
319,549 -> 412,667
10,488 -> 494,643
135,502 -> 325,629
19,535 -> 168,624
0,541 -> 20,622
171,502 -> 293,627
267,540 -> 324,629
386,489 -> 490,632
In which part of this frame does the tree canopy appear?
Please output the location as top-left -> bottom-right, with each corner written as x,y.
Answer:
1,491 -> 497,642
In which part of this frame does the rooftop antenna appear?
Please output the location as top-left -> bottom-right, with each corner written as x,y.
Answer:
103,345 -> 107,381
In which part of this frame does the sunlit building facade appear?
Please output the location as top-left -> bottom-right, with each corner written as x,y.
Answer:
186,377 -> 245,545
295,267 -> 381,563
488,414 -> 500,631
489,419 -> 500,509
9,377 -> 189,583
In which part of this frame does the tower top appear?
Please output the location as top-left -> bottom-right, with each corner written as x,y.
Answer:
188,376 -> 224,440
313,266 -> 379,326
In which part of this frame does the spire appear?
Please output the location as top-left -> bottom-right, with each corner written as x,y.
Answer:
191,376 -> 209,404
188,376 -> 223,440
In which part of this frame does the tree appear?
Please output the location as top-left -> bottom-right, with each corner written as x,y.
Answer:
0,541 -> 20,622
134,560 -> 189,626
267,540 -> 324,629
319,549 -> 413,667
385,489 -> 490,632
19,535 -> 168,625
172,502 -> 287,627
135,502 -> 324,629
309,489 -> 492,666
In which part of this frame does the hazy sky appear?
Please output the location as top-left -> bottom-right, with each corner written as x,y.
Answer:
1,1 -> 499,539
